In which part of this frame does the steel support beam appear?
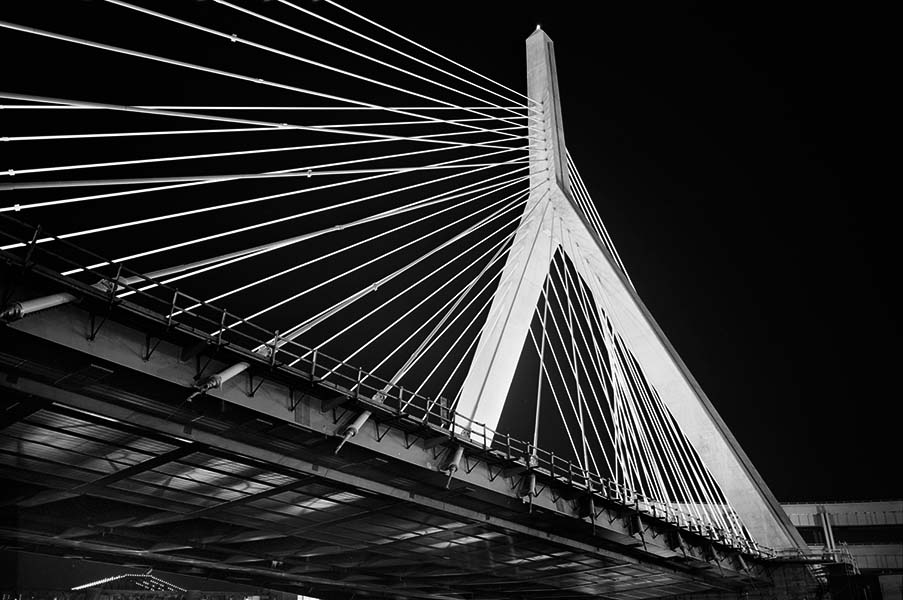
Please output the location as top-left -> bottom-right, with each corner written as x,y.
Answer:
16,443 -> 203,508
0,369 -> 762,590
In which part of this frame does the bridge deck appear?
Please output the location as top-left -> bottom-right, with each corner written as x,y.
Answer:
0,263 -> 770,599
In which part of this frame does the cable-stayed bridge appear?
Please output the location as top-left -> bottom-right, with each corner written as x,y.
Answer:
1,2 -> 812,599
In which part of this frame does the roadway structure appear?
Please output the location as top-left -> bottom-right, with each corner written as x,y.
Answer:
783,500 -> 903,600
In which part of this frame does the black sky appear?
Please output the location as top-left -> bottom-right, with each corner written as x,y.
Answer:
1,1 -> 897,502
357,2 -> 899,501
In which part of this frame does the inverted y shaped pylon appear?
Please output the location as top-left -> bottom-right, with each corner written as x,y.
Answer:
455,27 -> 805,552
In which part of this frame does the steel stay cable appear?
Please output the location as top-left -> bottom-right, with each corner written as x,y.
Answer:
6,124 -> 528,177
0,104 -> 528,111
0,25 -> 525,151
104,0 -> 530,141
560,238 -> 626,424
627,346 -> 728,532
160,173 -> 531,317
566,164 -> 618,265
210,0 -> 531,128
327,210 -> 528,392
0,163 -> 531,191
223,177 -> 533,342
670,401 -> 748,535
614,330 -> 715,526
2,116 -> 530,143
4,126 -> 284,142
438,191 -> 552,415
559,235 -> 645,493
303,116 -> 531,128
355,222 -> 526,396
526,316 -> 589,475
406,259 -> 519,403
278,222 -> 526,407
640,375 -> 739,534
573,302 -> 622,461
548,235 -> 621,451
616,350 -> 676,508
567,248 -> 635,491
536,259 -> 606,476
570,238 -> 740,532
576,254 -> 664,502
50,154 -> 526,273
565,157 -> 609,241
546,239 -> 623,476
570,181 -> 620,273
558,235 -> 619,403
582,265 -> 675,509
533,215 -> 555,453
280,0 -> 530,113
533,304 -> 695,518
398,194 -> 550,400
606,320 -> 642,496
409,273 -> 516,413
438,275 -> 516,419
609,325 -> 653,500
542,251 -> 617,478
565,231 -> 717,525
276,189 -> 532,358
565,153 -> 612,242
2,12 -> 526,147
570,161 -> 614,258
616,336 -> 707,522
684,443 -> 749,540
561,217 -> 590,476
370,232 -> 524,402
320,0 -> 531,106
569,184 -> 612,258
550,241 -> 602,479
567,152 -> 633,287
118,173 -> 530,300
3,122 -> 529,144
4,144 -> 523,253
0,92 -> 532,156
1,116 -> 531,217
294,187 -> 531,371
570,183 -> 623,280
560,243 -> 620,424
613,331 -> 701,520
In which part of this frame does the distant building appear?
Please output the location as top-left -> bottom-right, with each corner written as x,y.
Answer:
67,573 -> 300,600
0,570 -> 308,600
70,574 -> 187,600
782,500 -> 902,600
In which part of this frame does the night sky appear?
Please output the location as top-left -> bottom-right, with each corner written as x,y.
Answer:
337,2 -> 900,502
2,1 -> 898,505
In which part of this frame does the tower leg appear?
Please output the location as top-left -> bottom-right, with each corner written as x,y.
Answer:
455,28 -> 569,441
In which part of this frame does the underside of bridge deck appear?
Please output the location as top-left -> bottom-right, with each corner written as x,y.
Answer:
0,265 -> 805,599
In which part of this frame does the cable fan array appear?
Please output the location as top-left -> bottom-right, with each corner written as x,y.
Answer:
0,0 -> 762,554
522,174 -> 753,547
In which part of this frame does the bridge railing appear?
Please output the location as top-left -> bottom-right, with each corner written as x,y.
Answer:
0,215 -> 773,559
